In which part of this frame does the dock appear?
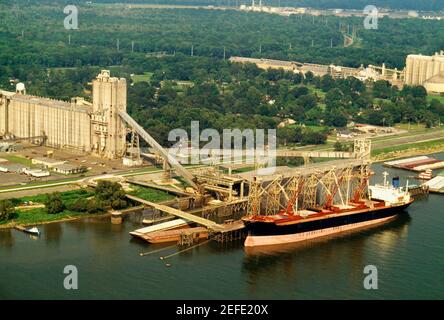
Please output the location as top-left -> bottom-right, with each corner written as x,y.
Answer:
130,218 -> 189,238
423,174 -> 444,193
142,215 -> 175,225
126,194 -> 245,236
126,194 -> 220,229
408,184 -> 429,196
127,179 -> 193,197
138,227 -> 209,244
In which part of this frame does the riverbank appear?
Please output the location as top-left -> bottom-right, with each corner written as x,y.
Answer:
0,211 -> 111,230
0,182 -> 174,229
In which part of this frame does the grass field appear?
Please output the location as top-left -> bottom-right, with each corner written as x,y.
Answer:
372,137 -> 444,157
0,177 -> 82,192
0,189 -> 96,226
3,209 -> 88,226
128,185 -> 175,202
2,155 -> 33,167
172,80 -> 194,91
9,188 -> 94,206
307,85 -> 326,99
427,94 -> 444,104
287,124 -> 328,133
131,72 -> 153,83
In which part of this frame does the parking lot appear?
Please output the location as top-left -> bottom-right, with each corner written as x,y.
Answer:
0,143 -> 146,188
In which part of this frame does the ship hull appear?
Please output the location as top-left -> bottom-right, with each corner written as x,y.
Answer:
244,201 -> 413,247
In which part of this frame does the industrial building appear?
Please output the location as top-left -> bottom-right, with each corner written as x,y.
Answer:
404,51 -> 444,93
0,70 -> 127,159
232,52 -> 444,92
52,163 -> 84,175
0,162 -> 27,173
229,56 -> 404,86
31,157 -> 66,169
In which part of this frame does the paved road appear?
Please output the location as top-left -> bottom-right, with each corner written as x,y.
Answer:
372,130 -> 444,150
0,184 -> 79,200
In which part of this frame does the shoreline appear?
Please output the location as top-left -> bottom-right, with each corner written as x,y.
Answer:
0,205 -> 146,230
2,146 -> 444,230
0,212 -> 112,230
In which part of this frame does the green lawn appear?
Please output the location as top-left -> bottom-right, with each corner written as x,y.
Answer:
307,85 -> 326,99
3,208 -> 88,226
0,176 -> 83,192
370,126 -> 444,144
1,188 -> 96,226
2,155 -> 33,167
393,123 -> 429,132
128,185 -> 175,202
174,80 -> 194,90
427,94 -> 444,104
9,188 -> 94,206
372,137 -> 444,156
131,72 -> 153,83
287,124 -> 328,132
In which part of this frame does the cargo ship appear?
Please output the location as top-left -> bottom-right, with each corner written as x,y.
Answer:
243,172 -> 413,247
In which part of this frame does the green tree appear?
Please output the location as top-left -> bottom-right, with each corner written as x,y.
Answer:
67,198 -> 89,212
44,192 -> 65,214
0,200 -> 15,222
95,181 -> 127,210
301,130 -> 327,145
373,80 -> 392,99
87,199 -> 106,214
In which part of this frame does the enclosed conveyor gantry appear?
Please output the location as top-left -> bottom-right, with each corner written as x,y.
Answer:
118,111 -> 198,189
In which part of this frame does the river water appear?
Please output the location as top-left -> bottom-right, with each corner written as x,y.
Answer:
1,155 -> 444,300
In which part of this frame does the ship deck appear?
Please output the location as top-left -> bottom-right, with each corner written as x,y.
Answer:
244,199 -> 405,226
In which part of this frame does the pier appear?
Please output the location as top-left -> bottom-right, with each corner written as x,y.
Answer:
127,179 -> 193,197
127,194 -> 219,228
126,194 -> 242,232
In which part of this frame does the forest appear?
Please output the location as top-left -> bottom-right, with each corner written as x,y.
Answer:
11,1 -> 444,11
1,2 -> 444,146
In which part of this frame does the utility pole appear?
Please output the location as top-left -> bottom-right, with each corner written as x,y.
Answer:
131,41 -> 135,53
289,43 -> 292,50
